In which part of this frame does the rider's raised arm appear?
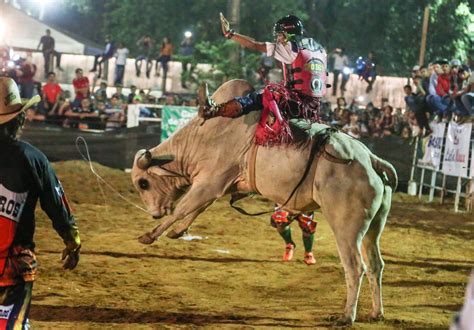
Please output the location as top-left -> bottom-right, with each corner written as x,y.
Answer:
228,33 -> 266,53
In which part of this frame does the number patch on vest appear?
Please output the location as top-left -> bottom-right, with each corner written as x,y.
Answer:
0,304 -> 13,320
0,185 -> 28,223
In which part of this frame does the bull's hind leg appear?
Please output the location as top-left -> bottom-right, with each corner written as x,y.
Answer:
361,186 -> 392,321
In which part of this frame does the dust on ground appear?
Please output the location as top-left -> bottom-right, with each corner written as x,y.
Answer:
29,161 -> 473,329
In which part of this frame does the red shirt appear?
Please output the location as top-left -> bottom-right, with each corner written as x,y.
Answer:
42,83 -> 62,103
436,74 -> 450,97
72,76 -> 90,100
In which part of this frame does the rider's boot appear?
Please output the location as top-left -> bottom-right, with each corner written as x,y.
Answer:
283,243 -> 295,261
198,83 -> 243,119
303,252 -> 316,265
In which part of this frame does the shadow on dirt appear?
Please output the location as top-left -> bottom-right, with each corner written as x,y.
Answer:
39,250 -> 281,263
30,305 -> 319,327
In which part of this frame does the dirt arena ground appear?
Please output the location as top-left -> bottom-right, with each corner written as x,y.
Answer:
29,161 -> 473,329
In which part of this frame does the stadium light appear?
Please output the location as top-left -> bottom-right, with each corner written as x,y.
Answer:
357,95 -> 365,102
184,31 -> 193,38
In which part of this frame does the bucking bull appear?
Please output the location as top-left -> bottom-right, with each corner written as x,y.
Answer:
131,79 -> 397,326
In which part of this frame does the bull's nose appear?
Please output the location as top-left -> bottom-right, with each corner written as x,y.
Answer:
152,215 -> 160,219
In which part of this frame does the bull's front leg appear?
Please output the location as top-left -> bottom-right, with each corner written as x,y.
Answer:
138,183 -> 223,244
166,210 -> 201,239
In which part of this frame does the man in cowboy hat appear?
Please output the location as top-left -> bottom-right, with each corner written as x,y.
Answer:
0,77 -> 81,329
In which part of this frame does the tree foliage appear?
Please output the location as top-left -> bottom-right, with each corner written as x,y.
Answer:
52,0 -> 472,77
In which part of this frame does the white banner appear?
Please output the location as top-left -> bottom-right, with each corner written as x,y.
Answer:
442,122 -> 472,178
420,122 -> 446,170
471,139 -> 474,178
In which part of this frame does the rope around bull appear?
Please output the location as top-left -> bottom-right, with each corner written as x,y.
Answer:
75,136 -> 149,214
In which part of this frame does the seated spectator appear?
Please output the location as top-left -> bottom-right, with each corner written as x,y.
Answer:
72,68 -> 90,107
90,35 -> 115,78
368,115 -> 382,138
380,105 -> 395,136
403,84 -> 431,136
401,126 -> 412,140
135,35 -> 154,78
94,81 -> 108,102
366,102 -> 380,118
427,59 -> 452,121
128,85 -> 137,104
342,112 -> 367,139
155,37 -> 173,78
105,95 -> 126,131
64,98 -> 100,129
452,65 -> 473,123
25,107 -> 46,123
45,89 -> 71,126
112,84 -> 127,104
42,72 -> 62,114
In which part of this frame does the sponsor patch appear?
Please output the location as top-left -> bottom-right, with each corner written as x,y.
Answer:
310,77 -> 323,93
304,58 -> 325,73
0,184 -> 28,223
0,304 -> 13,320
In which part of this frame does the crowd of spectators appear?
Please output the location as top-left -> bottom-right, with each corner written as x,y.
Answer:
320,97 -> 415,140
404,58 -> 473,136
22,67 -> 198,131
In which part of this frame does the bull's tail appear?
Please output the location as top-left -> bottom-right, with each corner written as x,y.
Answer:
370,154 -> 398,190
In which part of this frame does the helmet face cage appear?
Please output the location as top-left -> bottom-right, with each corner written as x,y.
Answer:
273,15 -> 303,40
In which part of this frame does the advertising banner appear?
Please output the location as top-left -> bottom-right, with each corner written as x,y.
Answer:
161,106 -> 198,141
442,122 -> 472,178
420,122 -> 446,170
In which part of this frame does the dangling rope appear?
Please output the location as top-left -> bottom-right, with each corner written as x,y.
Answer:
75,136 -> 149,214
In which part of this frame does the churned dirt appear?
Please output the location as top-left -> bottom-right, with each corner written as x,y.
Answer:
29,161 -> 473,329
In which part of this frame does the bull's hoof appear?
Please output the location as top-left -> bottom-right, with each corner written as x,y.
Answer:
335,316 -> 354,327
138,232 -> 155,245
364,312 -> 384,322
166,229 -> 185,239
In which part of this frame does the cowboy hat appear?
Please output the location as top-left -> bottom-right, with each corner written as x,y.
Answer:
0,77 -> 41,124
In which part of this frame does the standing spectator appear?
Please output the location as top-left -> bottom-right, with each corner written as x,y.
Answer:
435,59 -> 452,120
37,29 -> 62,77
114,42 -> 129,86
179,33 -> 195,89
0,78 -> 81,330
15,56 -> 37,99
330,48 -> 349,96
155,37 -> 173,78
90,35 -> 115,78
72,68 -> 90,107
42,72 -> 62,113
135,35 -> 154,78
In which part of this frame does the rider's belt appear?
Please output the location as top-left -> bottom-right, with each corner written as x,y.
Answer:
288,68 -> 302,74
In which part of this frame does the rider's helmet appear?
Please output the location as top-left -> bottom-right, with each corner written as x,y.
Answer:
273,15 -> 304,39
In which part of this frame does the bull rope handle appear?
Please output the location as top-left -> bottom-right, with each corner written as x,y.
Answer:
75,136 -> 149,214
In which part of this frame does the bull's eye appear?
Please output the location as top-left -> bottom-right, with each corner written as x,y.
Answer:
138,178 -> 150,190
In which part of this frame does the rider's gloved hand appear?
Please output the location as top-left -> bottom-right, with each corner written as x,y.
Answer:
62,241 -> 81,270
220,12 -> 234,39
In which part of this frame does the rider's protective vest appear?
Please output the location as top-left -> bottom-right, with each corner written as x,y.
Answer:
0,185 -> 27,283
284,38 -> 327,97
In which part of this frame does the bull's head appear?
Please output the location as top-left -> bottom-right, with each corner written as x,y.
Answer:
131,149 -> 189,219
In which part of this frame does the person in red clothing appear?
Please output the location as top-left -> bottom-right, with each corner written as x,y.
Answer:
42,72 -> 62,113
72,68 -> 90,107
436,61 -> 451,98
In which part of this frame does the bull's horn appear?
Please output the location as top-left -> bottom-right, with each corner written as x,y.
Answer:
137,149 -> 153,170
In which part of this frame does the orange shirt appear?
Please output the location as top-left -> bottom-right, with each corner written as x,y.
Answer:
160,43 -> 173,56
